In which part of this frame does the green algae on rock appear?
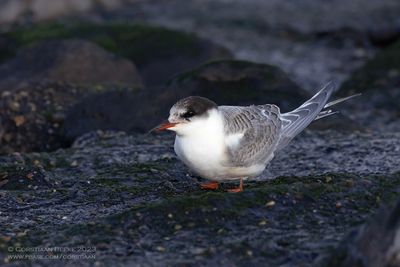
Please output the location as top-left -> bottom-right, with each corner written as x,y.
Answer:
0,23 -> 233,149
0,22 -> 232,87
0,39 -> 143,91
167,59 -> 310,112
62,58 -> 310,136
165,59 -> 360,131
63,59 -> 316,137
0,131 -> 400,266
3,171 -> 400,266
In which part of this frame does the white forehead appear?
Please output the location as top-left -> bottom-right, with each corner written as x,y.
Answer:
170,103 -> 187,115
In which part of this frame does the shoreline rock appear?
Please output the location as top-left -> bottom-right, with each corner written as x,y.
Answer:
0,130 -> 399,266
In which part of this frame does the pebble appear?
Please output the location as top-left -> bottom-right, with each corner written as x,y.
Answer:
70,160 -> 78,167
9,101 -> 20,111
258,220 -> 267,226
13,115 -> 25,127
266,200 -> 276,207
156,246 -> 165,252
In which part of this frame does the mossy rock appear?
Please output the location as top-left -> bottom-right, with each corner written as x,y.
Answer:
166,60 -> 360,131
0,39 -> 143,91
339,40 -> 400,97
336,40 -> 400,130
63,59 -> 359,136
5,172 -> 400,266
63,59 -> 310,137
0,129 -> 399,266
0,22 -> 232,87
0,37 -> 145,153
167,59 -> 310,112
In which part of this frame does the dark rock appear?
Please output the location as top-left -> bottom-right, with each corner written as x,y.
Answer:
166,60 -> 361,133
0,26 -> 232,145
166,60 -> 310,112
321,199 -> 400,267
63,60 -> 360,138
0,22 -> 232,87
267,131 -> 400,178
63,89 -> 148,140
106,0 -> 400,90
339,40 -> 400,97
63,60 -> 307,137
337,40 -> 400,131
368,27 -> 400,47
0,165 -> 50,190
0,82 -> 112,153
121,0 -> 400,39
0,38 -> 144,153
309,114 -> 364,133
0,0 -> 94,24
0,39 -> 143,91
0,131 -> 399,266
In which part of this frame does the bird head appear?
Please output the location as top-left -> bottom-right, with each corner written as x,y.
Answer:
151,96 -> 218,136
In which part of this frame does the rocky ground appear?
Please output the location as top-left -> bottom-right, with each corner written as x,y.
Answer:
0,1 -> 399,267
0,131 -> 399,267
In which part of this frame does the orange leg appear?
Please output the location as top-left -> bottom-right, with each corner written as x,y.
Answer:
227,178 -> 244,193
200,181 -> 219,190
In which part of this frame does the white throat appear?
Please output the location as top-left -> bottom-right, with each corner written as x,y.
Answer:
169,108 -> 223,137
172,109 -> 227,179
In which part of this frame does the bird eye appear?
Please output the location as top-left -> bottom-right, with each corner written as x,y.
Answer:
182,110 -> 195,119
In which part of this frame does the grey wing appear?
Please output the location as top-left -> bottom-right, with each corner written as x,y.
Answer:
276,81 -> 336,150
219,105 -> 282,167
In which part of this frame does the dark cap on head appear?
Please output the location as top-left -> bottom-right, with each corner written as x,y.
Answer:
172,96 -> 218,119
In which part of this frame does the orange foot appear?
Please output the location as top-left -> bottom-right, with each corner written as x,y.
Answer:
227,178 -> 244,193
200,181 -> 219,190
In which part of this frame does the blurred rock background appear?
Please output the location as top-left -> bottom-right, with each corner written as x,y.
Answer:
2,0 -> 400,88
0,1 -> 399,266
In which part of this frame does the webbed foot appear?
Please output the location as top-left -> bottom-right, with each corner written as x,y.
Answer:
200,181 -> 219,190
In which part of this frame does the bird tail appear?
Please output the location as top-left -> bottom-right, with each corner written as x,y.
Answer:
276,81 -> 359,150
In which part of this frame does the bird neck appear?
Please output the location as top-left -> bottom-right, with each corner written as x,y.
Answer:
176,109 -> 224,139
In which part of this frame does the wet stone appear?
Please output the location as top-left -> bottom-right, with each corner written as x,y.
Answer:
0,130 -> 399,266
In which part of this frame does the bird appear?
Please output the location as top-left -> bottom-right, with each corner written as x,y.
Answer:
151,81 -> 358,192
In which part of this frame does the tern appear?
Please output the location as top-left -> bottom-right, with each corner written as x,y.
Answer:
152,81 -> 358,192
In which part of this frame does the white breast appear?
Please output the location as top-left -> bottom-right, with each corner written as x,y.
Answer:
172,109 -> 267,181
174,109 -> 227,179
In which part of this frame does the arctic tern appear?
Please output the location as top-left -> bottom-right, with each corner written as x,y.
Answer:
152,81 -> 358,192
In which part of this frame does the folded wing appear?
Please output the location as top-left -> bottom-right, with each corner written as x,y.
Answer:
219,105 -> 282,167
